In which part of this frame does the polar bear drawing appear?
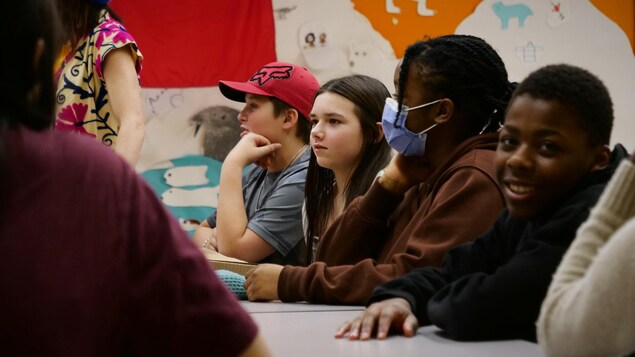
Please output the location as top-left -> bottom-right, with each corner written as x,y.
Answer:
492,2 -> 533,29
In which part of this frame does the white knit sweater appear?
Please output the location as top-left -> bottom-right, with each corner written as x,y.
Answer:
538,159 -> 635,357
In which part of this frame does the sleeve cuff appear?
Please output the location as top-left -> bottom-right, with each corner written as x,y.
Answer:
278,265 -> 306,302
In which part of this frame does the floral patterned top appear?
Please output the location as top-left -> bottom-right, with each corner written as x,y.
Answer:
55,10 -> 143,147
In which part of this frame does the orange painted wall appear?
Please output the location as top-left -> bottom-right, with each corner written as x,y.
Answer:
351,0 -> 481,57
352,0 -> 635,57
590,0 -> 635,53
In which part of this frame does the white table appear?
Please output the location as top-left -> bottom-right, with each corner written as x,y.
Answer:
243,303 -> 544,356
240,301 -> 364,314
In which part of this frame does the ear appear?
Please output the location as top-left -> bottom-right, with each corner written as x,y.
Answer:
374,121 -> 385,143
281,108 -> 299,130
588,145 -> 612,172
433,98 -> 453,125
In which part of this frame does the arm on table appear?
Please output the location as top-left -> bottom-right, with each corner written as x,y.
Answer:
335,297 -> 418,340
279,166 -> 504,304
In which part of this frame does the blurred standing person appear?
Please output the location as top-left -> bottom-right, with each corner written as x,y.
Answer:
55,0 -> 145,165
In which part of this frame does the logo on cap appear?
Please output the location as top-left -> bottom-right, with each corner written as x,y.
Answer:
250,65 -> 294,86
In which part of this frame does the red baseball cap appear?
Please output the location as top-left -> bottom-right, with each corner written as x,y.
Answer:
218,62 -> 320,121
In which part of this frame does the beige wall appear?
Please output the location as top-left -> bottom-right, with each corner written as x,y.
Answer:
138,0 -> 635,171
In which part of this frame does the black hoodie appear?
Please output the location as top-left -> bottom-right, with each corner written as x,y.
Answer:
368,144 -> 629,342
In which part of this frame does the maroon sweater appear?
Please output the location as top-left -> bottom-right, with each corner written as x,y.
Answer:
1,126 -> 257,356
278,133 -> 505,304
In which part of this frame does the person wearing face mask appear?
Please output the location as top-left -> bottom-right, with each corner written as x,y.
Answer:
245,35 -> 513,305
337,63 -> 623,343
381,97 -> 441,156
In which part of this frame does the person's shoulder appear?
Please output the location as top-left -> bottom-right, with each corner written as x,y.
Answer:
445,133 -> 499,170
285,147 -> 311,176
243,164 -> 265,182
441,147 -> 498,183
453,147 -> 496,169
94,10 -> 137,46
564,182 -> 607,211
98,10 -> 124,30
13,125 -> 96,153
564,146 -> 631,209
12,126 -> 131,180
282,161 -> 309,183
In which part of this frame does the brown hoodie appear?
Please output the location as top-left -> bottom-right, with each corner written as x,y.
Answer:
278,132 -> 505,304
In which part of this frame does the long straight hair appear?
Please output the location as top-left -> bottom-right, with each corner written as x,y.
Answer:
0,0 -> 62,201
304,75 -> 392,263
56,0 -> 123,47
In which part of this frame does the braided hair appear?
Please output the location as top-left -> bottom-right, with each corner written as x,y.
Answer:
397,34 -> 516,137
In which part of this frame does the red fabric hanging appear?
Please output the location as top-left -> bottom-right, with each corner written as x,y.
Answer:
111,0 -> 277,88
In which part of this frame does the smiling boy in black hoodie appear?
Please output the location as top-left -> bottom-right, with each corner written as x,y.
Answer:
335,64 -> 629,342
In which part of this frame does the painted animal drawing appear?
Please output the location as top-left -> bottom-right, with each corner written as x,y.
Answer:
492,2 -> 533,29
190,106 -> 241,162
274,5 -> 297,20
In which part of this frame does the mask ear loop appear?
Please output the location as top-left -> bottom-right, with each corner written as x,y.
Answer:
395,102 -> 405,129
401,99 -> 443,130
479,109 -> 500,135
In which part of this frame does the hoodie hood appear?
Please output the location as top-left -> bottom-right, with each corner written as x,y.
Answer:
575,144 -> 629,191
531,144 -> 630,223
423,132 -> 499,188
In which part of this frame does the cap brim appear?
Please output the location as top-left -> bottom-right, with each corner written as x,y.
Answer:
218,80 -> 273,102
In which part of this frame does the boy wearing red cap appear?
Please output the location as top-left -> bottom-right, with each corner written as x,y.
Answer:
193,62 -> 319,266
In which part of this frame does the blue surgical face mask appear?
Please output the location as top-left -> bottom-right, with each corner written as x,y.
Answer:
381,97 -> 441,156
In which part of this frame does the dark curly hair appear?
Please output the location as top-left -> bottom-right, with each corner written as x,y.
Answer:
511,64 -> 613,146
397,34 -> 516,138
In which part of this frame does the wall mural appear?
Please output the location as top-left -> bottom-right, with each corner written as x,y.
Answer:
352,0 -> 633,57
112,0 -> 634,234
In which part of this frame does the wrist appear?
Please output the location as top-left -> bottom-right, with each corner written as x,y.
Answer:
377,170 -> 411,194
224,154 -> 250,170
201,234 -> 211,249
